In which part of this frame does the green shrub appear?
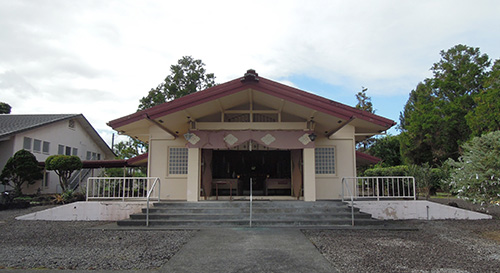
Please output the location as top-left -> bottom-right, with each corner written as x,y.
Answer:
0,150 -> 43,197
45,155 -> 82,192
364,165 -> 409,177
445,131 -> 500,205
364,164 -> 447,198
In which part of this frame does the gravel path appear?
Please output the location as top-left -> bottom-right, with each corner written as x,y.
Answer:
2,205 -> 500,272
304,219 -> 500,273
0,206 -> 196,270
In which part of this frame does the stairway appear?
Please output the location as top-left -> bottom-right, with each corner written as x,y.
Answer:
117,201 -> 383,228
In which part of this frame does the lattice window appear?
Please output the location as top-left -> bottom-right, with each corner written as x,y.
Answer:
253,113 -> 278,122
315,147 -> 335,174
224,113 -> 250,122
169,147 -> 188,175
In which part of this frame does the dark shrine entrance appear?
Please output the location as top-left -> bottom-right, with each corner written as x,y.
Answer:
210,150 -> 293,197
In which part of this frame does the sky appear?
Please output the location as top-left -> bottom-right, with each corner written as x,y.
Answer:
1,0 -> 499,147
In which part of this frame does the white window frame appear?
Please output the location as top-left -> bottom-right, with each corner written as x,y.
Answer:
42,141 -> 50,154
58,145 -> 65,155
23,137 -> 32,150
168,147 -> 188,176
314,146 -> 336,176
33,139 -> 42,153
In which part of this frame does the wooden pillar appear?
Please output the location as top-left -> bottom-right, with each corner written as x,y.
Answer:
303,148 -> 316,201
186,148 -> 201,202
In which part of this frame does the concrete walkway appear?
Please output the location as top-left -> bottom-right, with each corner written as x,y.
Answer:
160,227 -> 337,273
0,228 -> 337,273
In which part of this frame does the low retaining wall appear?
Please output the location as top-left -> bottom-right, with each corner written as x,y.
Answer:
353,200 -> 492,220
16,201 -> 146,221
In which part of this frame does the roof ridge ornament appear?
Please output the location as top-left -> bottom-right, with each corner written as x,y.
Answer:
241,69 -> 259,83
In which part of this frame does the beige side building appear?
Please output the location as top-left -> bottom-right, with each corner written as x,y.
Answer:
108,70 -> 395,201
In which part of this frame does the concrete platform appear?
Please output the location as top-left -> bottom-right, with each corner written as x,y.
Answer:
160,228 -> 338,273
353,200 -> 492,220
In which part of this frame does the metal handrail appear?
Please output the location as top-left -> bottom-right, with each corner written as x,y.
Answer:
342,176 -> 416,200
146,177 -> 161,227
249,177 -> 253,227
341,178 -> 355,226
86,177 -> 159,201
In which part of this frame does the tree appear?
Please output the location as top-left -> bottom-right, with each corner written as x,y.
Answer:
0,102 -> 11,114
0,150 -> 43,196
367,135 -> 402,166
355,87 -> 376,151
114,138 -> 147,160
45,155 -> 83,192
138,56 -> 216,110
466,59 -> 500,136
400,45 -> 494,165
400,80 -> 445,165
355,87 -> 374,113
106,138 -> 148,177
445,131 -> 500,205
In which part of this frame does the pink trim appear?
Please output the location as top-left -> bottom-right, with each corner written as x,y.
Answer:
356,151 -> 382,164
108,72 -> 396,129
186,130 -> 315,149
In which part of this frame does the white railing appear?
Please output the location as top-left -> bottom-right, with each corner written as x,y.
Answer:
86,177 -> 161,201
146,177 -> 161,227
341,178 -> 355,226
342,176 -> 416,201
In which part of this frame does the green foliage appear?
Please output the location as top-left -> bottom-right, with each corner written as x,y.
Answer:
400,45 -> 495,165
466,60 -> 500,136
0,102 -> 11,114
355,87 -> 374,113
408,163 -> 433,199
114,138 -> 147,159
355,87 -> 375,151
138,56 -> 216,110
111,137 -> 147,177
0,150 -> 43,197
367,135 -> 402,166
45,155 -> 82,192
364,164 -> 446,198
445,131 -> 500,205
364,165 -> 409,177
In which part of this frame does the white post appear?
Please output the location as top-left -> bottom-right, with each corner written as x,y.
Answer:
303,148 -> 316,201
186,148 -> 201,202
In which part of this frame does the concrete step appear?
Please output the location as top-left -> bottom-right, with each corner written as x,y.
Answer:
117,201 -> 380,228
118,218 -> 383,227
142,207 -> 361,214
130,212 -> 371,220
152,200 -> 350,208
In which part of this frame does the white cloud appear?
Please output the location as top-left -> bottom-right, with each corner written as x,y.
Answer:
1,0 -> 499,143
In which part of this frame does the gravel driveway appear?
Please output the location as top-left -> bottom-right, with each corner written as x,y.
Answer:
1,205 -> 499,272
304,219 -> 500,273
0,206 -> 196,270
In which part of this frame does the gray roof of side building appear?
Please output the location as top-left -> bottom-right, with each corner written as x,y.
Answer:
0,114 -> 114,158
0,114 -> 79,138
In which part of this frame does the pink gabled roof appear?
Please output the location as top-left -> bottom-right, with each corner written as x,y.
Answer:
108,70 -> 395,129
356,151 -> 382,164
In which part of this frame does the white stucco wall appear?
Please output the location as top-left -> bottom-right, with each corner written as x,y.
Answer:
0,138 -> 14,192
2,118 -> 112,194
316,125 -> 356,200
353,200 -> 492,220
149,126 -> 188,200
16,202 -> 146,221
147,123 -> 357,201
